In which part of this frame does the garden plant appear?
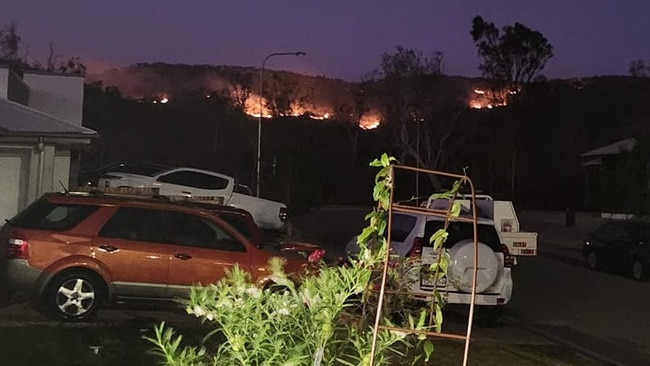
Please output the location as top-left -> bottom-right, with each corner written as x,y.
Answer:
146,154 -> 463,365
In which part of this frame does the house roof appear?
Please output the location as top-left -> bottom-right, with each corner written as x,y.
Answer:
0,97 -> 97,139
580,138 -> 636,158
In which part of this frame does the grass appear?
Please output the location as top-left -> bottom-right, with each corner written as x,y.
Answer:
0,318 -> 608,366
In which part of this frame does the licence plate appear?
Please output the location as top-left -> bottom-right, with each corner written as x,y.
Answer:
513,241 -> 527,248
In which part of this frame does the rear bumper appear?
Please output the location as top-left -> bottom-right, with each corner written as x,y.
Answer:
2,259 -> 45,297
412,268 -> 513,306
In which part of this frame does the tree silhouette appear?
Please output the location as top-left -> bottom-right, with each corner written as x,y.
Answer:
374,46 -> 465,192
629,59 -> 650,77
471,16 -> 553,92
0,22 -> 21,61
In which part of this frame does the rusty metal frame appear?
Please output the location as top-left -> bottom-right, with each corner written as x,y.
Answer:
368,164 -> 480,366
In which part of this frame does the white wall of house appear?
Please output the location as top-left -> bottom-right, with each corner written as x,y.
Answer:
22,72 -> 84,124
0,69 -> 92,223
53,148 -> 71,191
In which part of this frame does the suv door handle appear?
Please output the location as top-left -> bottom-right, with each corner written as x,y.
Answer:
175,253 -> 192,260
98,245 -> 119,253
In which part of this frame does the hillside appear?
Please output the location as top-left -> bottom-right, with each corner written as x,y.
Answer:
82,63 -> 650,211
87,63 -> 490,127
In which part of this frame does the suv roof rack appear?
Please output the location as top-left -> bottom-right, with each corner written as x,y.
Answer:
68,186 -> 225,205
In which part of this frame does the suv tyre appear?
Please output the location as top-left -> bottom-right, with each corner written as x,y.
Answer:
45,271 -> 104,321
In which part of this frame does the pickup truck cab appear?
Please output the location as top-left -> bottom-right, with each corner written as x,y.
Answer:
97,167 -> 288,230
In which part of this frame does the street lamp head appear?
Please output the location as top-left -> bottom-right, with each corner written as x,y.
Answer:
295,51 -> 306,56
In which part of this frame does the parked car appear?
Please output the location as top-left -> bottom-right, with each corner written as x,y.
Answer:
77,162 -> 170,187
346,208 -> 515,326
97,166 -> 288,230
582,220 -> 650,281
0,191 -> 310,321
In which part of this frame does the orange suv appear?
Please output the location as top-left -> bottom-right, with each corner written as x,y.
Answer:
0,191 -> 308,321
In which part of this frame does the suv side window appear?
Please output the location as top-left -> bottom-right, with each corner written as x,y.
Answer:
608,223 -> 634,243
99,207 -> 164,242
218,214 -> 253,240
595,223 -> 622,241
157,171 -> 229,190
391,214 -> 417,242
99,207 -> 246,252
165,211 -> 246,252
423,220 -> 502,252
10,200 -> 99,231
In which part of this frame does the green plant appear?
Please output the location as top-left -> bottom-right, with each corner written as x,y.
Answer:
146,153 -> 462,365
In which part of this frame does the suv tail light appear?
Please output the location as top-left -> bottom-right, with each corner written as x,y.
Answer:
6,231 -> 29,259
407,236 -> 425,258
502,244 -> 515,268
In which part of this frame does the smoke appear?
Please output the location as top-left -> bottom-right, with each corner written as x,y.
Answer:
85,63 -> 234,99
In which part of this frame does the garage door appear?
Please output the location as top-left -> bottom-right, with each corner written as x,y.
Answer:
0,151 -> 29,222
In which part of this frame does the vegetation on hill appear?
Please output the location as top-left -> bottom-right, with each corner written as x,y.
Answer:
82,69 -> 650,213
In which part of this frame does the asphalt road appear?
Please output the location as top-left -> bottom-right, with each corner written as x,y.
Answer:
507,256 -> 650,366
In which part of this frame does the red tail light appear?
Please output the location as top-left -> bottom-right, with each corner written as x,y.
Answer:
6,230 -> 29,259
407,237 -> 425,258
502,244 -> 515,268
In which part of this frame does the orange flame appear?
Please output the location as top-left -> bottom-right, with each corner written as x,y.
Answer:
244,94 -> 272,118
468,88 -> 517,109
359,111 -> 381,129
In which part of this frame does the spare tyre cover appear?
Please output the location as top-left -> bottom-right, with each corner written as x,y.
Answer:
447,239 -> 499,293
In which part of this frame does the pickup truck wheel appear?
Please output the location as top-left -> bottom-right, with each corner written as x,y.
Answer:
447,239 -> 499,293
631,260 -> 646,281
44,271 -> 104,321
586,251 -> 599,271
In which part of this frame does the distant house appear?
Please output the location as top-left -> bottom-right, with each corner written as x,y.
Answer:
581,137 -> 637,168
0,63 -> 98,222
580,137 -> 650,213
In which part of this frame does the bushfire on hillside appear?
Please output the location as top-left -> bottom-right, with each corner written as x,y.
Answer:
146,86 -> 512,129
468,88 -> 517,109
242,93 -> 382,129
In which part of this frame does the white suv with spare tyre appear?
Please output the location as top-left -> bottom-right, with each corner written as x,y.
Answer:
346,208 -> 514,325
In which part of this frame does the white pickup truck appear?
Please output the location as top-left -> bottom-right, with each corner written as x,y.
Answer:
97,167 -> 288,230
423,194 -> 537,256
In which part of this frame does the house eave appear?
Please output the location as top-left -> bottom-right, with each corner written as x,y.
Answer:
0,133 -> 97,145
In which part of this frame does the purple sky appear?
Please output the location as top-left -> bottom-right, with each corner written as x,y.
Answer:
3,1 -> 650,81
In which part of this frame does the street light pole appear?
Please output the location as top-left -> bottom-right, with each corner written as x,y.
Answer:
256,51 -> 306,197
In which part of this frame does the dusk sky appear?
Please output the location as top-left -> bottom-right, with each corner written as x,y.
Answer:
3,1 -> 649,81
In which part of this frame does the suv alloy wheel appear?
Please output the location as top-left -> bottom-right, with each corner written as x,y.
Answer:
45,270 -> 104,321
